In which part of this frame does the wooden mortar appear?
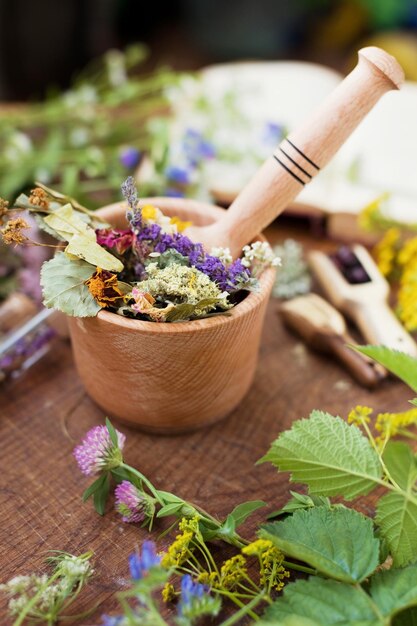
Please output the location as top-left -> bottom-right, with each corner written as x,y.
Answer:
68,197 -> 276,433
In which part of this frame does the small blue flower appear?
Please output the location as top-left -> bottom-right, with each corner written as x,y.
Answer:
101,615 -> 124,626
262,121 -> 284,146
183,128 -> 216,165
128,541 -> 161,580
120,147 -> 141,169
178,575 -> 206,615
164,165 -> 192,186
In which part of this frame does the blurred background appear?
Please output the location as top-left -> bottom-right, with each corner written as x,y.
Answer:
2,0 -> 417,100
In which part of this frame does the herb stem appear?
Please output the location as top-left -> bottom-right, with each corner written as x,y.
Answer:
219,591 -> 266,625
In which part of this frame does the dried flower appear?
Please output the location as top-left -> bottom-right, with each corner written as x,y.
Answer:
242,241 -> 281,274
28,187 -> 49,209
73,425 -> 125,476
115,480 -> 155,523
96,229 -> 134,255
85,268 -> 124,308
0,197 -> 9,221
129,541 -> 161,580
1,218 -> 30,245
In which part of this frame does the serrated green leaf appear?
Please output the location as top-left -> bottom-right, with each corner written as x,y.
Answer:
227,500 -> 266,527
261,506 -> 379,583
353,345 -> 417,393
259,411 -> 382,500
105,417 -> 118,447
376,443 -> 417,567
370,566 -> 417,617
264,577 -> 379,625
267,492 -> 330,520
41,253 -> 100,317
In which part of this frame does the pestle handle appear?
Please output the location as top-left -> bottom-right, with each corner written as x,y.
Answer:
198,47 -> 404,256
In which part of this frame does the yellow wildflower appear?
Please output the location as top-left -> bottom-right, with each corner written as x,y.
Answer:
398,237 -> 417,267
373,228 -> 401,277
28,187 -> 49,209
1,217 -> 29,245
219,555 -> 247,590
170,216 -> 192,232
397,257 -> 417,331
141,204 -> 158,221
161,582 -> 176,603
197,571 -> 219,587
242,539 -> 274,556
358,193 -> 390,232
375,408 -> 417,441
161,530 -> 194,568
347,405 -> 373,427
178,516 -> 201,534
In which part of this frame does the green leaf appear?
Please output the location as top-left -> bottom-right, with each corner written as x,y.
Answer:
93,474 -> 110,515
259,410 -> 382,500
263,577 -> 379,625
261,506 -> 379,583
353,345 -> 417,393
258,619 -> 321,626
375,443 -> 417,567
370,566 -> 417,617
82,473 -> 107,502
105,417 -> 118,447
267,491 -> 330,520
40,252 -> 100,316
226,500 -> 266,528
156,503 -> 185,518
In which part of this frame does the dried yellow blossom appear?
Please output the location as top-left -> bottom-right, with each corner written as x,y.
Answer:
161,582 -> 176,603
1,218 -> 29,245
28,187 -> 49,209
347,405 -> 373,427
85,268 -> 124,308
170,215 -> 192,232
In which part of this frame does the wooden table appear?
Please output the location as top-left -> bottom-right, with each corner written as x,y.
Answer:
0,222 -> 411,624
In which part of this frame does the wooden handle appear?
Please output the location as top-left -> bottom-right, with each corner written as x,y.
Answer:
205,47 -> 404,256
327,334 -> 385,388
352,301 -> 417,357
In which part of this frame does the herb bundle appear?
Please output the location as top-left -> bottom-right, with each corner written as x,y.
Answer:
0,178 -> 279,323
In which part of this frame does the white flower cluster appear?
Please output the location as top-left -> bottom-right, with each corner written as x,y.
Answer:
210,246 -> 233,265
241,241 -> 281,275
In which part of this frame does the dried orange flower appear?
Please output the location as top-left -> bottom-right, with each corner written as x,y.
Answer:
1,217 -> 29,245
85,268 -> 124,308
28,187 -> 49,209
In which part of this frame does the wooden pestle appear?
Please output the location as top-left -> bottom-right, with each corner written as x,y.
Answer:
185,47 -> 404,256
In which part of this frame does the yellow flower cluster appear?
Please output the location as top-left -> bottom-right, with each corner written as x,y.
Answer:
358,193 -> 390,232
347,405 -> 373,427
161,582 -> 176,603
397,238 -> 417,331
161,529 -> 194,568
243,539 -> 289,592
374,228 -> 401,277
197,571 -> 219,587
375,408 -> 417,441
219,555 -> 247,590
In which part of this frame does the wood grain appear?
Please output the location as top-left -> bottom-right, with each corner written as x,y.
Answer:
187,47 -> 404,256
0,223 -> 413,624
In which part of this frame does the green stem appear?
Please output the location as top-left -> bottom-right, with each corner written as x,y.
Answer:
13,571 -> 61,626
282,560 -> 316,575
219,592 -> 267,626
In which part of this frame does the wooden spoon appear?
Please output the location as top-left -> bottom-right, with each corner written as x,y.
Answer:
185,47 -> 404,256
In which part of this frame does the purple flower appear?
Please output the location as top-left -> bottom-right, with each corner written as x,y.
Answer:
129,541 -> 161,580
121,176 -> 142,231
178,575 -> 208,616
115,480 -> 149,524
73,425 -> 125,476
119,147 -> 141,169
165,187 -> 185,198
262,121 -> 284,146
164,165 -> 192,186
183,128 -> 216,165
196,255 -> 250,292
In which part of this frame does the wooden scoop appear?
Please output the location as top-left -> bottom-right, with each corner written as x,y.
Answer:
185,47 -> 404,256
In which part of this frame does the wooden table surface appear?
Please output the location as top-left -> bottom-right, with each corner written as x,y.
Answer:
0,221 -> 411,625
